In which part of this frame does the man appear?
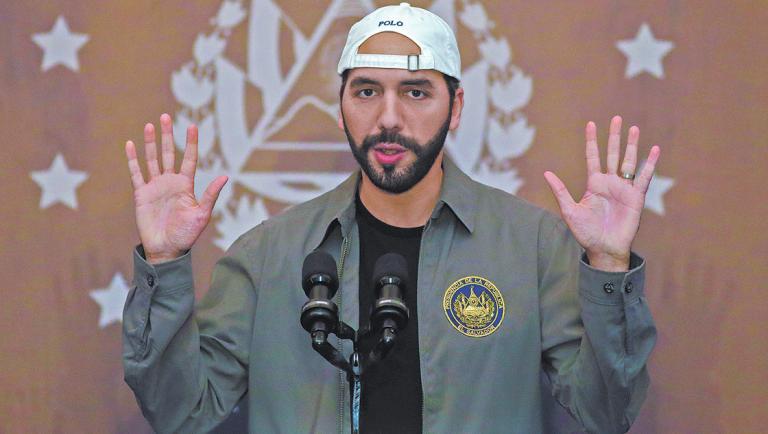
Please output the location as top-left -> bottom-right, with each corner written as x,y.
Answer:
123,3 -> 660,433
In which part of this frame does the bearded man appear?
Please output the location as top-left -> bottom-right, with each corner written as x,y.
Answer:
122,3 -> 660,433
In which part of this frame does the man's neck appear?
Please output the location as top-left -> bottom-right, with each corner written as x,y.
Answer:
359,155 -> 444,228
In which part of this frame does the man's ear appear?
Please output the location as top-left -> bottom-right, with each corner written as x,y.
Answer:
337,107 -> 344,131
449,87 -> 464,131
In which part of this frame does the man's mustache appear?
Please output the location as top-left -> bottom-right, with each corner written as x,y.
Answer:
360,129 -> 424,156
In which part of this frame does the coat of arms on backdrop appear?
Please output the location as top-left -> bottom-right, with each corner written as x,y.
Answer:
170,0 -> 535,251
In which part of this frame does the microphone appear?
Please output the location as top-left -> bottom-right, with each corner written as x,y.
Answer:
370,253 -> 409,346
300,250 -> 340,346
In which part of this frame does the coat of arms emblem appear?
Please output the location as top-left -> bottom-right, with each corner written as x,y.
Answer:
444,276 -> 505,337
170,0 -> 535,251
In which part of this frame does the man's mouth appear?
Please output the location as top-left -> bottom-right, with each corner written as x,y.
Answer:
379,149 -> 401,155
372,143 -> 407,165
373,143 -> 406,154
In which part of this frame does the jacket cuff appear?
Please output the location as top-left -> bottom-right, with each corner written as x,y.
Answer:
124,245 -> 195,361
133,245 -> 194,295
578,251 -> 645,306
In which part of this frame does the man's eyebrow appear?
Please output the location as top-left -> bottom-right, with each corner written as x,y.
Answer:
349,77 -> 380,87
400,79 -> 434,88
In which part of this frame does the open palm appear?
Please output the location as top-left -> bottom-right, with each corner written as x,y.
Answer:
544,116 -> 661,271
125,114 -> 228,263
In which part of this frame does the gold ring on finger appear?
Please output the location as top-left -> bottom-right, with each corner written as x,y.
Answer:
620,172 -> 636,180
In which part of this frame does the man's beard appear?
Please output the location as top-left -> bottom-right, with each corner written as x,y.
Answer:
342,111 -> 451,194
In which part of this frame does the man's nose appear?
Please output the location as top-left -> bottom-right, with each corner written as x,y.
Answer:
377,92 -> 403,132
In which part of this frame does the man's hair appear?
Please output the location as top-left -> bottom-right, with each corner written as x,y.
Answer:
339,70 -> 461,107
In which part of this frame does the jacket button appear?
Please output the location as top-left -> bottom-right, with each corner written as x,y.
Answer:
603,282 -> 614,294
624,281 -> 633,293
147,275 -> 155,287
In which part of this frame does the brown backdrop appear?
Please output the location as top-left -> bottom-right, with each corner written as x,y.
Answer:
1,1 -> 766,432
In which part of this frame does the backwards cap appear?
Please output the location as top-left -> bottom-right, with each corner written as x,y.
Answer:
337,2 -> 461,80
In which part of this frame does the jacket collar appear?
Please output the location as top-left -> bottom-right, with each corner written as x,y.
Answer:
311,155 -> 477,249
431,156 -> 476,233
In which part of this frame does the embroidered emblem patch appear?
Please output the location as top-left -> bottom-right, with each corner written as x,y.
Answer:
443,276 -> 505,337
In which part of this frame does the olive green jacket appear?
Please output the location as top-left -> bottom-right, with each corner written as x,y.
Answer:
123,158 -> 655,433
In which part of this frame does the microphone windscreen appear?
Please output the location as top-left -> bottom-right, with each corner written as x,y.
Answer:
372,252 -> 408,289
302,250 -> 339,297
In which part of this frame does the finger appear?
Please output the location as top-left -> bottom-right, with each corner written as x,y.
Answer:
200,175 -> 229,213
125,140 -> 145,189
585,121 -> 601,175
606,115 -> 622,174
180,124 -> 199,178
620,125 -> 640,180
635,146 -> 661,193
160,113 -> 176,173
143,123 -> 161,179
543,171 -> 577,214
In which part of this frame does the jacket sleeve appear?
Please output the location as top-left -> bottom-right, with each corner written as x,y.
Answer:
122,233 -> 261,434
538,217 -> 656,434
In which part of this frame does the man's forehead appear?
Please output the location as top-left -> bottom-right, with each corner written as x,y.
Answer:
346,67 -> 442,85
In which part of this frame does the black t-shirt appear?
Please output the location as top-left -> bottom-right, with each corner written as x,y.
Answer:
356,194 -> 423,434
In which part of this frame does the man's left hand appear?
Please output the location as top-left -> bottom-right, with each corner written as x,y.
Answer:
544,116 -> 661,272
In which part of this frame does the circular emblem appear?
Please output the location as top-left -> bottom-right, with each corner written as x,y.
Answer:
443,276 -> 505,337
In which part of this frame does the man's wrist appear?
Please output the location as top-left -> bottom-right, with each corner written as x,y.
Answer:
586,251 -> 630,272
146,250 -> 184,264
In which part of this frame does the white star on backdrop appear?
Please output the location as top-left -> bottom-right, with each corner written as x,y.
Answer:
30,153 -> 89,209
616,23 -> 674,79
31,15 -> 90,72
89,273 -> 130,328
645,174 -> 675,215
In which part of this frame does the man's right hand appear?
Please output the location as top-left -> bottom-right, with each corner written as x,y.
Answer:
125,113 -> 228,264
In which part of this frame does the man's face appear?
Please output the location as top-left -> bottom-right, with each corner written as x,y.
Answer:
339,67 -> 460,194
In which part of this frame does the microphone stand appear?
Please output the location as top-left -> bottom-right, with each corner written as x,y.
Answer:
301,252 -> 408,434
307,320 -> 400,434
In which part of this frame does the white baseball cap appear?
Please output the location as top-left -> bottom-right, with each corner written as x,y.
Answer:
337,2 -> 461,80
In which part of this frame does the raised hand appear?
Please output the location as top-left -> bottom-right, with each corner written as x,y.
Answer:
543,116 -> 661,271
125,113 -> 228,264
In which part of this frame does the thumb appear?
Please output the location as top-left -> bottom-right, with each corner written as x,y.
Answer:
543,171 -> 575,214
200,175 -> 229,213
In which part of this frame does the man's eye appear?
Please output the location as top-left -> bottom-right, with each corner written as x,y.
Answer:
359,89 -> 375,97
408,89 -> 425,98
